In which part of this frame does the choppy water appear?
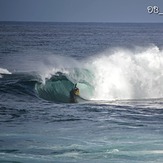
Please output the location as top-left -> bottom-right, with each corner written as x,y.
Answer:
1,22 -> 163,162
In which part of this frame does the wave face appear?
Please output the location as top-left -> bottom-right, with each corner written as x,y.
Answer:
0,66 -> 94,103
35,72 -> 74,102
35,69 -> 94,103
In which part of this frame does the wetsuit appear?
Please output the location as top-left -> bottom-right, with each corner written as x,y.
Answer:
70,85 -> 79,103
70,89 -> 75,103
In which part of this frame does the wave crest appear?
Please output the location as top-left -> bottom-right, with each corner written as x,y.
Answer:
0,68 -> 11,78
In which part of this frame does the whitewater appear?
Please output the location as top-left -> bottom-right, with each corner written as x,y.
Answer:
91,45 -> 163,100
1,22 -> 163,163
34,45 -> 163,102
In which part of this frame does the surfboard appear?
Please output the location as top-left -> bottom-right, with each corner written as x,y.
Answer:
75,95 -> 88,103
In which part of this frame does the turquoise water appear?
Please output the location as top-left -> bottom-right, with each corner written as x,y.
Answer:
1,22 -> 163,162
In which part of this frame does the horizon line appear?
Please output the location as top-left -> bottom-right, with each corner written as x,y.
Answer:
0,20 -> 163,24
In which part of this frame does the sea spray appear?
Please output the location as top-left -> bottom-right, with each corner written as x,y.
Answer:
90,45 -> 163,100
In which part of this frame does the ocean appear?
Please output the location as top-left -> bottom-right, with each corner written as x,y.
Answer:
0,22 -> 163,163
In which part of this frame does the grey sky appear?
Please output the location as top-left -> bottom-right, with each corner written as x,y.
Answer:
0,0 -> 163,22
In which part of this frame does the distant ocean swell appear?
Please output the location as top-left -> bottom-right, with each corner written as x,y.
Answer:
1,45 -> 163,103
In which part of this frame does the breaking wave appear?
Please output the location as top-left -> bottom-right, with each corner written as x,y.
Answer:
1,45 -> 163,103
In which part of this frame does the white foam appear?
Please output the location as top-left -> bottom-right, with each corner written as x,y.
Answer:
90,45 -> 163,100
0,68 -> 11,78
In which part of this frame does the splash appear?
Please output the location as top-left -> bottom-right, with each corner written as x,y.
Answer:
90,45 -> 163,100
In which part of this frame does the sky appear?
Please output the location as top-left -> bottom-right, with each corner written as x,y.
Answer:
0,0 -> 163,23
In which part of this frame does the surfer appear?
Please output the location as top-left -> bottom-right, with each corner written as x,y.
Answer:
70,84 -> 79,103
